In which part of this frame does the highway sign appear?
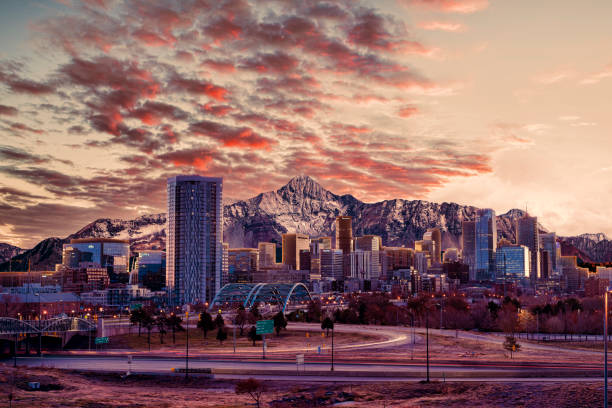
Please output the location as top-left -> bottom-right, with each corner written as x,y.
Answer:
95,336 -> 109,344
256,319 -> 274,335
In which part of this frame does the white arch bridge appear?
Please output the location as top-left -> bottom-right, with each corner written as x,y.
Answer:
210,283 -> 312,313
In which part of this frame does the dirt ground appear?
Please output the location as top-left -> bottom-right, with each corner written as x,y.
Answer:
0,365 -> 606,407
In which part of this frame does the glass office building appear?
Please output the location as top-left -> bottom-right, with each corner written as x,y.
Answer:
62,238 -> 130,283
475,209 -> 497,281
136,250 -> 166,291
167,175 -> 223,305
496,245 -> 530,280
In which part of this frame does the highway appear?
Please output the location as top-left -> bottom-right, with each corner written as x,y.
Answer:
7,321 -> 607,383
10,354 -> 607,383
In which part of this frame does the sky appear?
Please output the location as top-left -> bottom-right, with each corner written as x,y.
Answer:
1,0 -> 611,248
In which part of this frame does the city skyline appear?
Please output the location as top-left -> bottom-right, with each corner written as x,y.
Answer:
2,0 -> 612,248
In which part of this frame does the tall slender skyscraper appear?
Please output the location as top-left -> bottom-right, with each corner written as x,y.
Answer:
516,214 -> 541,282
461,220 -> 476,280
166,175 -> 223,305
475,209 -> 497,281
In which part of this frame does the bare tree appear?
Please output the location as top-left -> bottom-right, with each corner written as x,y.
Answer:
235,378 -> 266,408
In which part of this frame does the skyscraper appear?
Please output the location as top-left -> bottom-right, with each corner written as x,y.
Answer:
335,216 -> 353,277
423,228 -> 442,264
309,237 -> 332,275
539,232 -> 557,273
257,242 -> 277,269
461,220 -> 476,280
320,249 -> 344,280
355,235 -> 382,278
495,244 -> 530,280
516,214 -> 541,282
281,233 -> 310,270
475,209 -> 496,281
335,216 -> 353,254
166,175 -> 222,305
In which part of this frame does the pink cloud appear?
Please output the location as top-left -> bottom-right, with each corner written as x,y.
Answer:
189,120 -> 275,150
398,106 -> 419,117
418,21 -> 466,32
404,0 -> 489,14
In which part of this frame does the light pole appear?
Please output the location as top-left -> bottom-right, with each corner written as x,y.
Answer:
426,306 -> 430,382
185,309 -> 189,380
331,323 -> 334,372
425,302 -> 440,383
35,293 -> 42,362
606,288 -> 610,408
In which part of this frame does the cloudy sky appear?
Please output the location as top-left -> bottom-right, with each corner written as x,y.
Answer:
1,0 -> 611,248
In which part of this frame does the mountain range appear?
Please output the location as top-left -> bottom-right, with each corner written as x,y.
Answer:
1,175 -> 610,271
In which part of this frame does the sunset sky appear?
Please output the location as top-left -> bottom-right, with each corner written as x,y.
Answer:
1,0 -> 611,248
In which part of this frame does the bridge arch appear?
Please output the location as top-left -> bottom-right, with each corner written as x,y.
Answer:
210,282 -> 312,313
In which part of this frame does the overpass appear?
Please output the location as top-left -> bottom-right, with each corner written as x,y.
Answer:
0,317 -> 97,352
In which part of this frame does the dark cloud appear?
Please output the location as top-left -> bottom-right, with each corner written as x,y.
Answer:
0,105 -> 18,116
189,120 -> 275,149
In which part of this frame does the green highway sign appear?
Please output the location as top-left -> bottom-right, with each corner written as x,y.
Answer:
95,337 -> 109,345
130,304 -> 143,310
256,319 -> 274,335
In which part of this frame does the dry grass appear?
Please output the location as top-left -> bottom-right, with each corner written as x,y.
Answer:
109,328 -> 378,353
0,365 -> 607,407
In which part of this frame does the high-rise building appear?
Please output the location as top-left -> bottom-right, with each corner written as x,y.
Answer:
349,250 -> 373,280
442,248 -> 459,263
222,243 -> 229,287
414,251 -> 429,274
415,240 -> 434,261
540,249 -> 551,280
355,235 -> 382,278
335,216 -> 353,253
320,249 -> 343,280
136,250 -> 166,291
281,233 -> 310,270
495,245 -> 530,280
257,242 -> 277,269
423,228 -> 442,264
461,220 -> 476,280
62,238 -> 130,284
335,216 -> 353,277
539,233 -> 557,273
166,175 -> 223,305
475,209 -> 497,281
355,235 -> 382,252
516,214 -> 540,282
299,249 -> 311,271
309,237 -> 332,275
228,248 -> 258,283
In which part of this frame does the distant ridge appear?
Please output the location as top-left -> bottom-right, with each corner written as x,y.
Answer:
1,175 -> 609,271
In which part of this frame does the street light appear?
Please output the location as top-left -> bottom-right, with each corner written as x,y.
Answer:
425,302 -> 441,383
605,288 -> 611,408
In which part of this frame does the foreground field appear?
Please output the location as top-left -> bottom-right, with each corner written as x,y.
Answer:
0,365 -> 608,407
